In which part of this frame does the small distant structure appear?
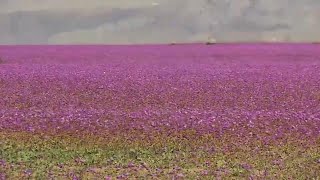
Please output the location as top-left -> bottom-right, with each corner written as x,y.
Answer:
206,37 -> 217,45
170,41 -> 177,45
270,37 -> 279,42
0,57 -> 3,64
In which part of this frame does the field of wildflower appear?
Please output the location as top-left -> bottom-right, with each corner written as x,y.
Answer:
0,44 -> 320,179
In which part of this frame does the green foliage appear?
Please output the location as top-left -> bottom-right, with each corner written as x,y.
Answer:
0,132 -> 319,179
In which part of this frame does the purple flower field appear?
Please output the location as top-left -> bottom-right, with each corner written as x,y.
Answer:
0,43 -> 320,179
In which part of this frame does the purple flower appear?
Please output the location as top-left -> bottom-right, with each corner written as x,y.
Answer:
105,176 -> 112,180
240,163 -> 252,171
201,170 -> 209,175
127,162 -> 135,168
176,173 -> 184,178
0,160 -> 6,166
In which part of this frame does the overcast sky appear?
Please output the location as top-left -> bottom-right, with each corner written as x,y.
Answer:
0,0 -> 319,44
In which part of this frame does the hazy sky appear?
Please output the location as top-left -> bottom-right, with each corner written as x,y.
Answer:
0,0 -> 319,44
